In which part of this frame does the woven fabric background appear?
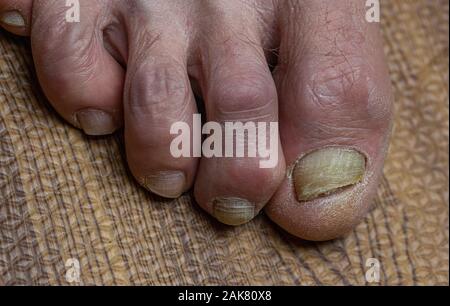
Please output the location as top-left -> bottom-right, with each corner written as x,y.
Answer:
0,0 -> 448,285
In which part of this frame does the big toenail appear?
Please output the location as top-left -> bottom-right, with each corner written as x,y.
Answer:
141,171 -> 186,198
75,110 -> 116,136
293,148 -> 366,201
212,197 -> 256,226
0,11 -> 25,27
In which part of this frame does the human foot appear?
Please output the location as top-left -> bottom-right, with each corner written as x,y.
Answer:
0,0 -> 392,240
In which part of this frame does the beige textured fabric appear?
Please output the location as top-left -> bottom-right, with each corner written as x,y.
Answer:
0,0 -> 448,285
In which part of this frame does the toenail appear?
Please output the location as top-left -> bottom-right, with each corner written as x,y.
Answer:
0,11 -> 25,27
75,110 -> 116,136
212,197 -> 256,226
293,147 -> 366,201
141,171 -> 186,198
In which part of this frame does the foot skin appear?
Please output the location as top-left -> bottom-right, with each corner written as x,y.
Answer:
0,0 -> 393,241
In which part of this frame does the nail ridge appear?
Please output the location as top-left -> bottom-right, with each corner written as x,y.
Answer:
212,197 -> 256,226
294,147 -> 366,202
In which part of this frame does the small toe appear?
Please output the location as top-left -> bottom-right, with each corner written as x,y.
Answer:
0,0 -> 32,36
31,0 -> 124,135
193,11 -> 285,225
123,8 -> 198,198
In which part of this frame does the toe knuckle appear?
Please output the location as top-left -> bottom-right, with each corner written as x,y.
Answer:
226,160 -> 280,190
128,63 -> 188,119
309,60 -> 366,105
33,2 -> 74,42
212,76 -> 276,121
304,61 -> 392,129
146,65 -> 187,103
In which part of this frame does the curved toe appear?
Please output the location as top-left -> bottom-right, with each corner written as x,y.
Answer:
30,0 -> 125,135
192,3 -> 284,224
121,2 -> 199,198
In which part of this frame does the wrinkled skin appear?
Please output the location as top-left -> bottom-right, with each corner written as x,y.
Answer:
0,0 -> 392,241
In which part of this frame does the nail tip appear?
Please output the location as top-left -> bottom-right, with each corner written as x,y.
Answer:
143,183 -> 184,199
83,129 -> 117,136
146,188 -> 183,199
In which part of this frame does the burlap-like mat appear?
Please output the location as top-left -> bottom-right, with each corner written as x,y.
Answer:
0,0 -> 448,285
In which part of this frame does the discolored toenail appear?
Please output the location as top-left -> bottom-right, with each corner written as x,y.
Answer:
212,197 -> 256,226
141,171 -> 186,198
293,147 -> 366,201
75,109 -> 117,136
0,10 -> 25,27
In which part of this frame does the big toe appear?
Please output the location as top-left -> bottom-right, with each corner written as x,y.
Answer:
266,0 -> 393,241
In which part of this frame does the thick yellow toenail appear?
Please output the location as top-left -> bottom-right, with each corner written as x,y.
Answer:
75,109 -> 116,136
0,11 -> 25,27
141,171 -> 186,199
293,147 -> 366,201
212,197 -> 255,226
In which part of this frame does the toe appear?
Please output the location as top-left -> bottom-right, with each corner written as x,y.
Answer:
31,0 -> 124,135
0,0 -> 32,36
266,0 -> 393,241
193,12 -> 285,225
123,7 -> 198,198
